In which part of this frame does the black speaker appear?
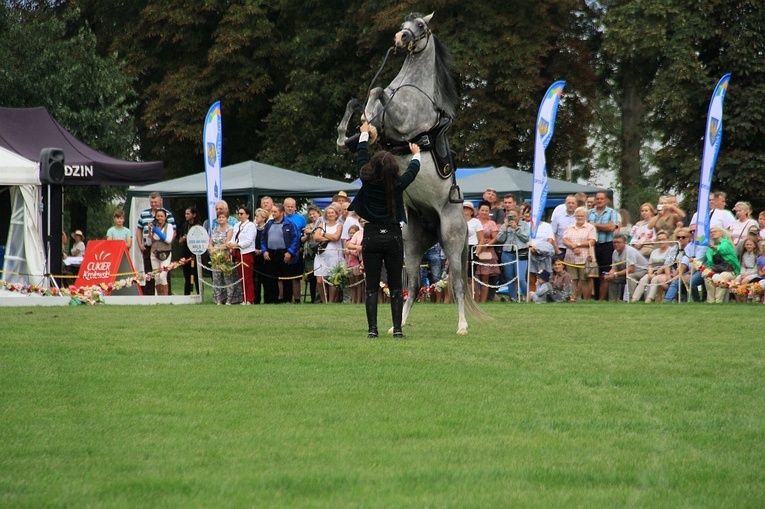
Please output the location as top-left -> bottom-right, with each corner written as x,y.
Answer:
40,148 -> 65,185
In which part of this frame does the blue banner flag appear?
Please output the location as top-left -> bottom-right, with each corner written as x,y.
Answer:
203,101 -> 222,234
531,81 -> 565,238
695,74 -> 731,248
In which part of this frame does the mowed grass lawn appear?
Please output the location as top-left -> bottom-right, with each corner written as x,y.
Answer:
1,300 -> 764,507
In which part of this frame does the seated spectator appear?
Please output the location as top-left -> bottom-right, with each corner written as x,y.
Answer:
602,234 -> 649,301
549,257 -> 573,303
664,228 -> 695,303
70,230 -> 86,257
630,203 -> 656,258
631,230 -> 676,303
730,237 -> 760,302
704,226 -> 740,303
529,270 -> 553,303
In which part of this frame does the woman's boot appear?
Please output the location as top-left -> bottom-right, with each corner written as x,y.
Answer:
365,291 -> 379,338
390,289 -> 404,338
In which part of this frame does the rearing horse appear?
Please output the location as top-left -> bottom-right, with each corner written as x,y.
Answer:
337,12 -> 484,335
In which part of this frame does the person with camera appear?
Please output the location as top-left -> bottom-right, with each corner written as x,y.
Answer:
149,209 -> 174,296
647,195 -> 685,238
136,192 -> 176,295
496,205 -> 529,302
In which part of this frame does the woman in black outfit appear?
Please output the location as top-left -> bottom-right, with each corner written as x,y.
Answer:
178,206 -> 202,295
349,122 -> 421,338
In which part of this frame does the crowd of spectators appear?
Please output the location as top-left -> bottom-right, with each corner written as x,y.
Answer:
67,188 -> 764,305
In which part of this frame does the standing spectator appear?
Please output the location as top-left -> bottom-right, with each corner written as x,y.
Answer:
704,226 -> 740,303
550,195 -> 577,258
106,209 -> 133,249
602,234 -> 649,301
689,191 -> 735,243
587,191 -> 619,300
259,196 -> 274,218
630,203 -> 656,257
729,201 -> 758,249
261,203 -> 300,304
586,195 -> 595,210
149,209 -> 174,296
345,223 -> 364,304
252,208 -> 269,304
496,205 -> 528,301
283,197 -> 307,304
208,212 -> 234,304
482,188 -> 500,222
136,192 -> 175,296
312,203 -> 344,303
495,194 -> 517,225
647,195 -> 685,238
203,200 -> 237,230
562,207 -> 597,301
348,122 -> 421,338
631,229 -> 675,303
475,200 -> 500,303
177,206 -> 202,295
527,211 -> 557,292
618,209 -> 632,238
463,201 -> 485,299
304,205 -> 322,303
227,206 -> 256,304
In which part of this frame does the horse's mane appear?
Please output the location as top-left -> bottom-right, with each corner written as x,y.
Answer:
432,35 -> 458,119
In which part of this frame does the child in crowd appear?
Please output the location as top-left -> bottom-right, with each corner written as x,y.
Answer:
731,238 -> 760,302
345,223 -> 364,304
550,257 -> 573,303
529,270 -> 553,303
106,209 -> 133,249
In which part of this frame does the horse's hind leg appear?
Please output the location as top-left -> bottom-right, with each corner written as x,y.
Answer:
440,208 -> 469,335
399,211 -> 433,332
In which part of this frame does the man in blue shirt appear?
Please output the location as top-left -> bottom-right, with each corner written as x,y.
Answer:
587,191 -> 618,300
283,197 -> 307,303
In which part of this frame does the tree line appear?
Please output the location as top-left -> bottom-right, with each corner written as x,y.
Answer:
1,0 -> 763,220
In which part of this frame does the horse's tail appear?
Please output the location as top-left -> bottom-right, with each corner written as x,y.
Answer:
451,241 -> 492,321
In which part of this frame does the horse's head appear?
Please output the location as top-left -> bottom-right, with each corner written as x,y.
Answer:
395,13 -> 433,54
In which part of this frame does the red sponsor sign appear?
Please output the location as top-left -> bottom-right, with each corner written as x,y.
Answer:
74,240 -> 142,295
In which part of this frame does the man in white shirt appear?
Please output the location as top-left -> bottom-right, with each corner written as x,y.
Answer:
550,195 -> 577,258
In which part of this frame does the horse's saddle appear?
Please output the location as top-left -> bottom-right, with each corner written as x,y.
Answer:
379,118 -> 457,179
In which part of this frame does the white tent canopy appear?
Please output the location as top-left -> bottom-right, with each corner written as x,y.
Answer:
0,146 -> 46,288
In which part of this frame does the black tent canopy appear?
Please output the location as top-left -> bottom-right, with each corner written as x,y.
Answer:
0,107 -> 163,186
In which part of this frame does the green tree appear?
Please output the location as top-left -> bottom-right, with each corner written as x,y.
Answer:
0,5 -> 139,235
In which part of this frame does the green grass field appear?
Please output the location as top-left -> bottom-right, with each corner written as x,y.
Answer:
1,298 -> 764,507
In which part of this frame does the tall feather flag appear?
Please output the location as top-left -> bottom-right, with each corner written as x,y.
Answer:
531,81 -> 566,238
203,101 -> 222,233
694,74 -> 731,248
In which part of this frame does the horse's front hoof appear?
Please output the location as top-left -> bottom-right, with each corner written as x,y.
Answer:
456,328 -> 468,335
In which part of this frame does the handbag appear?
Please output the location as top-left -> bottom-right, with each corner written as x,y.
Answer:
477,250 -> 492,261
153,249 -> 171,261
585,248 -> 599,278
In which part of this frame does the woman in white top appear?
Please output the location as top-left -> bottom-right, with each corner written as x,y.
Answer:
226,206 -> 257,304
729,201 -> 758,249
463,201 -> 484,298
631,229 -> 675,303
149,209 -> 175,295
313,204 -> 344,303
630,203 -> 656,258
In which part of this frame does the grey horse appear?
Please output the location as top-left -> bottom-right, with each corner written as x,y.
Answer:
337,12 -> 484,335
